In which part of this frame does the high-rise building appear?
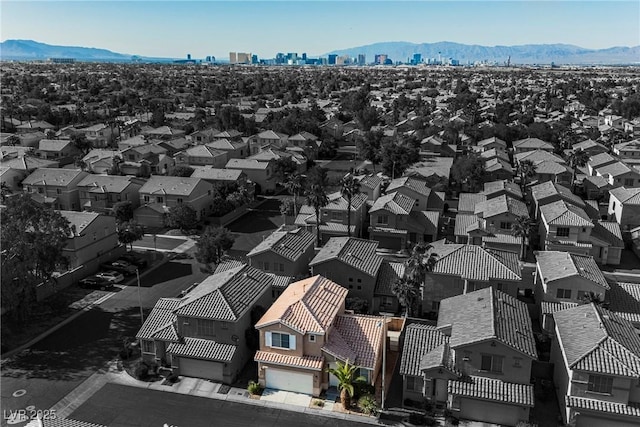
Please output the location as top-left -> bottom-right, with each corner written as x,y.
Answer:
374,54 -> 388,65
229,52 -> 237,63
230,52 -> 252,64
412,53 -> 422,65
358,54 -> 366,65
327,54 -> 338,65
302,53 -> 307,61
187,54 -> 191,60
275,53 -> 285,64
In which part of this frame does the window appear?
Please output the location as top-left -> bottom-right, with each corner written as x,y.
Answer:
331,211 -> 341,221
156,196 -> 164,203
557,227 -> 570,237
177,198 -> 183,204
357,285 -> 362,290
406,376 -> 423,392
624,179 -> 634,186
432,301 -> 440,312
196,319 -> 215,336
142,340 -> 155,354
588,375 -> 613,394
556,288 -> 572,299
357,278 -> 362,283
480,354 -> 503,373
38,187 -> 44,194
143,195 -> 150,202
128,154 -> 135,161
279,263 -> 285,272
499,221 -> 511,230
309,334 -> 316,343
56,188 -> 62,194
513,357 -> 522,368
220,322 -> 229,330
377,215 -> 389,225
264,262 -> 269,271
271,332 -> 291,349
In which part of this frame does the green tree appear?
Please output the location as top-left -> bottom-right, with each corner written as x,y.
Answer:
392,277 -> 421,318
171,165 -> 195,177
6,134 -> 21,146
566,150 -> 590,192
273,157 -> 298,183
151,107 -> 165,127
357,130 -> 383,171
1,194 -> 71,321
195,226 -> 235,268
112,201 -> 134,223
284,172 -> 305,217
306,183 -> 329,247
451,153 -> 485,192
327,360 -> 366,410
517,159 -> 537,195
406,242 -> 437,284
70,132 -> 92,155
117,220 -> 144,251
511,216 -> 533,261
380,142 -> 419,179
340,173 -> 361,238
165,204 -> 198,232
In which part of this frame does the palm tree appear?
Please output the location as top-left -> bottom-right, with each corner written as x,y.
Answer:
566,150 -> 590,193
518,159 -> 537,195
406,242 -> 437,284
392,277 -> 421,317
284,172 -> 304,217
327,360 -> 366,410
340,174 -> 361,237
306,183 -> 328,247
511,215 -> 533,260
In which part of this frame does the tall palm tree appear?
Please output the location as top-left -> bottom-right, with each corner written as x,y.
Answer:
518,159 -> 537,195
306,183 -> 328,247
340,174 -> 361,237
327,360 -> 366,410
566,150 -> 590,193
391,277 -> 421,317
285,172 -> 304,217
406,242 -> 437,284
511,215 -> 533,261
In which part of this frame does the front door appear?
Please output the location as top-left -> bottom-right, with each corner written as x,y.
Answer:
434,378 -> 448,402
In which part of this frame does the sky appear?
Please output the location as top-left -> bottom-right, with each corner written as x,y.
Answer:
1,1 -> 639,59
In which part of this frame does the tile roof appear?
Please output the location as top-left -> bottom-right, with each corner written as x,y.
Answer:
22,168 -> 88,187
591,221 -> 624,247
513,137 -> 554,151
167,337 -> 236,362
531,181 -> 585,208
77,174 -> 136,193
608,282 -> 640,325
481,180 -> 523,199
609,187 -> 640,204
598,161 -> 638,178
226,158 -> 270,170
58,210 -> 102,236
540,200 -> 593,227
355,174 -> 383,190
136,298 -> 182,341
374,261 -> 405,296
540,300 -> 578,317
457,193 -> 487,214
191,167 -> 244,181
566,396 -> 640,418
536,251 -> 608,289
477,136 -> 507,148
255,275 -> 348,334
482,233 -> 521,245
407,211 -> 440,236
474,195 -> 529,219
386,176 -> 432,198
37,139 -> 73,152
184,145 -> 227,158
399,323 -> 448,377
254,351 -> 324,371
554,304 -> 640,377
323,314 -> 384,369
454,213 -> 485,237
175,264 -> 272,321
325,191 -> 368,211
589,152 -> 617,169
438,287 -> 537,358
448,376 -> 534,407
247,228 -> 315,261
484,158 -> 513,174
534,160 -> 571,175
428,242 -> 522,282
515,149 -> 564,165
139,176 -> 207,196
318,222 -> 355,234
310,237 -> 383,277
369,191 -> 415,215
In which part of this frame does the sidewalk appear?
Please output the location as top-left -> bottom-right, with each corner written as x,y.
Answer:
50,361 -> 382,425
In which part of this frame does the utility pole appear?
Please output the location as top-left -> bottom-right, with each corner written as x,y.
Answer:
136,268 -> 144,327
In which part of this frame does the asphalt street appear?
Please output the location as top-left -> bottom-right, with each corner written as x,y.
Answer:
1,255 -> 208,427
71,383 -> 375,427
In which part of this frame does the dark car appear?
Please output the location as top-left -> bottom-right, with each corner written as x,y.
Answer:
102,260 -> 137,275
119,252 -> 148,268
79,276 -> 112,290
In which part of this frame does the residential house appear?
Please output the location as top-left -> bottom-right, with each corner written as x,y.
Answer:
206,138 -> 249,159
137,264 -> 274,384
81,149 -> 119,174
422,241 -> 523,315
0,166 -> 28,193
512,137 -> 554,153
174,145 -> 229,168
484,158 -> 514,182
551,304 -> 640,426
596,161 -> 640,189
608,187 -> 640,232
134,176 -> 215,228
480,148 -> 510,163
22,168 -> 89,211
354,174 -> 383,202
225,158 -> 276,193
77,174 -> 144,214
607,281 -> 640,329
538,200 -> 594,254
474,195 -> 529,233
614,139 -> 640,159
120,144 -> 174,176
368,192 -> 439,250
590,221 -> 624,266
481,180 -> 523,200
588,152 -> 618,176
401,287 -> 536,426
35,139 -> 81,166
190,167 -> 249,187
254,275 -> 384,396
249,130 -> 289,153
476,136 -> 508,153
583,175 -> 614,200
385,175 -> 445,212
188,128 -> 220,144
15,120 -> 55,134
144,126 -> 185,140
78,123 -> 115,146
247,149 -> 307,174
572,139 -> 608,156
247,227 -> 316,278
530,181 -> 588,220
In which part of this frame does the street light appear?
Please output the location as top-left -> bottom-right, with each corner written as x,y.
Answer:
136,268 -> 144,327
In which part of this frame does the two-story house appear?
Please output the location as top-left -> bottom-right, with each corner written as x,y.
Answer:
247,227 -> 316,278
188,128 -> 220,145
77,174 -> 144,214
587,152 -> 618,176
551,304 -> 640,427
354,174 -> 383,202
173,145 -> 229,168
572,139 -> 608,157
385,175 -> 445,212
35,139 -> 81,166
133,176 -> 215,228
22,168 -> 89,211
206,138 -> 249,159
400,287 -> 536,426
530,181 -> 589,220
254,275 -> 384,397
596,161 -> 640,189
59,210 -> 123,269
539,200 -> 594,254
225,158 -> 276,193
512,137 -> 554,153
614,139 -> 640,159
608,187 -> 640,232
476,136 -> 508,153
81,149 -> 119,174
137,264 -> 273,384
78,123 -> 115,146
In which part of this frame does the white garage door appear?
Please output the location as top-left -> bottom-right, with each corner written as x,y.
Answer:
178,357 -> 224,381
265,368 -> 313,394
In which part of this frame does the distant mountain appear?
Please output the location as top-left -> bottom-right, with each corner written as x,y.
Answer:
327,41 -> 640,65
0,39 -> 136,61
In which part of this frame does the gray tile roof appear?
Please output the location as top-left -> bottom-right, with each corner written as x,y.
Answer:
325,191 -> 368,211
536,251 -> 608,289
374,261 -> 405,296
247,228 -> 315,261
136,298 -> 181,341
607,282 -> 640,326
386,175 -> 432,198
191,167 -> 244,181
592,221 -> 624,247
59,211 -> 101,235
458,193 -> 487,214
310,237 -> 383,277
175,264 -> 272,321
428,242 -> 522,281
449,376 -> 534,406
539,200 -> 593,227
554,304 -> 640,377
167,337 -> 236,362
610,187 -> 640,204
481,180 -> 523,199
474,195 -> 529,219
369,191 -> 415,215
138,176 -> 207,196
438,287 -> 537,358
399,323 -> 448,377
566,396 -> 640,418
22,168 -> 88,187
513,137 -> 554,151
77,174 -> 136,193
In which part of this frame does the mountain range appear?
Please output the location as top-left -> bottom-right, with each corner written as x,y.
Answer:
1,39 -> 639,65
328,41 -> 640,65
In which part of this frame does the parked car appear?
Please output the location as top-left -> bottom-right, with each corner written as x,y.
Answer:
102,260 -> 137,275
95,270 -> 125,284
119,252 -> 148,268
79,275 -> 112,290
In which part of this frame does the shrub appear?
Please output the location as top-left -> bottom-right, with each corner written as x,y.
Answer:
247,380 -> 262,395
134,361 -> 149,380
408,413 -> 426,425
423,415 -> 437,426
166,373 -> 180,384
312,399 -> 324,407
357,394 -> 378,416
354,381 -> 375,398
119,347 -> 133,360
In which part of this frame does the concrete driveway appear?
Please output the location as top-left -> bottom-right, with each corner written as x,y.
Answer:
260,389 -> 312,407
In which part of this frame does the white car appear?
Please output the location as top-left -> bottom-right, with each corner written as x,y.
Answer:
96,270 -> 125,284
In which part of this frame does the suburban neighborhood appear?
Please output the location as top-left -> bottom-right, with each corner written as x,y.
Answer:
2,51 -> 640,427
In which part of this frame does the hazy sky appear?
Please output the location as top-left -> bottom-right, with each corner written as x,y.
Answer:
1,1 -> 639,59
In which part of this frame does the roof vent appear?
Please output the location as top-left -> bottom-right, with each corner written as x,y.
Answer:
477,297 -> 484,302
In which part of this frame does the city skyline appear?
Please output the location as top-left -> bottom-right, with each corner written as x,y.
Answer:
1,1 -> 639,60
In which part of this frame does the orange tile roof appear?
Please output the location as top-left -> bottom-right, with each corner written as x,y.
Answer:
322,314 -> 384,369
255,275 -> 348,334
254,351 -> 324,371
